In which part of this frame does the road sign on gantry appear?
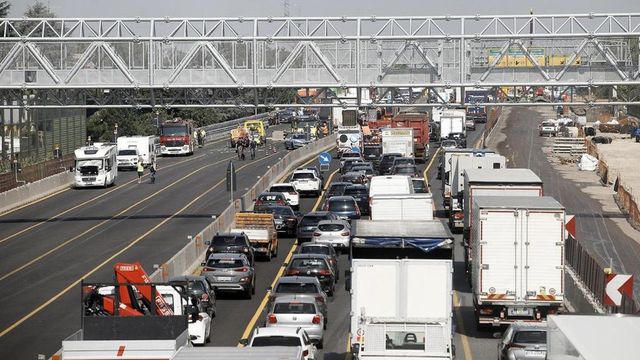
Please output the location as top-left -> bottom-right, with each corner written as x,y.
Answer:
604,274 -> 633,307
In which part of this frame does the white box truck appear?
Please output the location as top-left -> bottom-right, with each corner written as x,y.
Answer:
349,259 -> 454,360
448,154 -> 506,230
439,109 -> 466,139
440,149 -> 495,211
471,196 -> 565,329
381,127 -> 414,158
368,175 -> 414,197
462,168 -> 543,274
370,193 -> 434,221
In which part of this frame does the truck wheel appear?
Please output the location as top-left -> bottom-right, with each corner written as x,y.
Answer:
272,244 -> 278,258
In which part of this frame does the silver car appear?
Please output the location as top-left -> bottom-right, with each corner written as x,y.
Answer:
268,276 -> 328,322
200,253 -> 256,299
497,322 -> 547,360
265,294 -> 325,348
312,219 -> 351,250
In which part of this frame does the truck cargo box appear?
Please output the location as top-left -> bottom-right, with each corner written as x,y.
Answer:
370,193 -> 434,221
471,196 -> 565,327
171,346 -> 303,360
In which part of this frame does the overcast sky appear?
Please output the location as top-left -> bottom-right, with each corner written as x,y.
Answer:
9,0 -> 640,18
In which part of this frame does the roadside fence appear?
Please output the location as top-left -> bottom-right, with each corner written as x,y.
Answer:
149,133 -> 337,282
0,154 -> 74,193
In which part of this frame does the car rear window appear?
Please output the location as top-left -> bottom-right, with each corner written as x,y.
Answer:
328,184 -> 347,193
290,258 -> 328,270
328,199 -> 356,211
270,186 -> 295,193
364,146 -> 382,156
212,236 -> 245,246
188,281 -> 206,292
292,172 -> 314,180
259,194 -> 283,201
252,336 -> 300,347
344,188 -> 368,197
396,166 -> 417,174
300,215 -> 323,226
276,283 -> 319,294
274,302 -> 316,314
301,245 -> 331,255
206,258 -> 244,268
394,158 -> 414,165
513,330 -> 546,344
318,223 -> 345,232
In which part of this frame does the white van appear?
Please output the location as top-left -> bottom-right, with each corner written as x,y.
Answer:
74,143 -> 118,188
368,175 -> 414,197
117,136 -> 159,168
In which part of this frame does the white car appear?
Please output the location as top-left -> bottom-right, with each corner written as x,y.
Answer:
265,294 -> 325,348
290,169 -> 322,197
312,219 -> 351,250
244,326 -> 317,360
116,148 -> 139,169
269,183 -> 300,209
539,120 -> 558,136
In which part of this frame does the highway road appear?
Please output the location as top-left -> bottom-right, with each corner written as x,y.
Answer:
0,126 -> 295,359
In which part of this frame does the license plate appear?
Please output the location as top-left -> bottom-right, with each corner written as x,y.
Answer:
524,350 -> 546,357
507,307 -> 533,316
82,177 -> 96,182
217,277 -> 233,282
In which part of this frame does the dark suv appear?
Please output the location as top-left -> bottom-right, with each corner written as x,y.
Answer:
378,153 -> 403,174
296,211 -> 339,243
205,233 -> 255,266
324,196 -> 361,221
343,184 -> 370,215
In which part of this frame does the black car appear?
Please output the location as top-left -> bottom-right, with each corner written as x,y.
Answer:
391,164 -> 420,177
323,196 -> 361,221
350,163 -> 376,179
297,243 -> 339,282
343,184 -> 370,215
325,182 -> 350,199
169,275 -> 217,317
363,144 -> 383,167
296,211 -> 339,243
447,132 -> 467,147
390,157 -> 416,168
340,158 -> 366,174
205,233 -> 255,266
285,254 -> 336,296
278,109 -> 297,123
339,171 -> 367,185
378,153 -> 403,174
254,205 -> 299,237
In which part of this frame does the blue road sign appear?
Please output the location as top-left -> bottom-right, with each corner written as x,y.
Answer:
318,152 -> 332,165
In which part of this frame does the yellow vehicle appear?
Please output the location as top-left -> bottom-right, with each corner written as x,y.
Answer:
243,120 -> 266,145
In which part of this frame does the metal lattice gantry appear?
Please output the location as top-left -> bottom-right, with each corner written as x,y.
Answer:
0,13 -> 639,108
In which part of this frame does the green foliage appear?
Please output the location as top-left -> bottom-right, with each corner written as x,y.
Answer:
24,1 -> 55,17
87,109 -> 161,141
0,1 -> 10,18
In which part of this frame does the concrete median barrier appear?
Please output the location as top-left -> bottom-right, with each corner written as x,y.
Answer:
0,172 -> 73,215
149,134 -> 337,282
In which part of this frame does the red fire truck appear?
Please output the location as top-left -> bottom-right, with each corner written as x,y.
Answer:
159,118 -> 195,156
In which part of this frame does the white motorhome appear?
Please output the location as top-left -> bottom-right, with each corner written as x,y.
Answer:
117,136 -> 159,168
370,193 -> 434,221
350,259 -> 454,360
368,175 -> 414,197
381,127 -> 414,157
439,109 -> 466,139
73,143 -> 118,188
337,125 -> 363,155
448,154 -> 506,230
472,196 -> 565,327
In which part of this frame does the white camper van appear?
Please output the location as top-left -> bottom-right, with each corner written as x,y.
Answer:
117,136 -> 159,169
73,143 -> 118,188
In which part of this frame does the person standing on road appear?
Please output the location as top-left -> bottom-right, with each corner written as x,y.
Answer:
249,138 -> 257,160
199,129 -> 206,146
136,158 -> 144,184
149,161 -> 157,184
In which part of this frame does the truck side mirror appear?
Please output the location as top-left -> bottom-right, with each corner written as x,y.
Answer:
238,339 -> 249,346
200,262 -> 206,267
69,166 -> 75,172
204,240 -> 211,245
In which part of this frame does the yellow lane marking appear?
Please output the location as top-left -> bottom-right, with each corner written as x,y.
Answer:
0,153 -> 236,282
0,149 -> 277,339
0,137 -> 226,218
454,290 -> 473,360
237,151 -> 337,346
0,152 -> 210,244
423,148 -> 441,180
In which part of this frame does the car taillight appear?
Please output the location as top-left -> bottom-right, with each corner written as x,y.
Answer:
302,350 -> 309,357
287,269 -> 300,275
255,200 -> 262,205
278,200 -> 286,205
505,343 -> 525,350
201,293 -> 209,301
289,192 -> 297,195
268,314 -> 278,324
356,207 -> 361,216
318,269 -> 332,276
312,315 -> 322,324
235,267 -> 249,272
340,231 -> 350,236
201,267 -> 213,272
454,212 -> 464,220
313,231 -> 321,237
242,248 -> 249,253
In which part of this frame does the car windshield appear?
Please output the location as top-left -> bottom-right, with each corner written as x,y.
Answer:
364,146 -> 382,156
301,246 -> 331,255
394,158 -> 414,165
292,173 -> 314,180
395,166 -> 416,174
352,167 -> 373,174
118,150 -> 137,156
290,258 -> 328,269
161,125 -> 188,136
442,140 -> 457,147
271,186 -> 295,193
328,199 -> 356,211
276,282 -> 319,294
300,216 -> 323,226
274,302 -> 316,314
513,330 -> 546,344
318,223 -> 345,232
328,184 -> 347,194
188,281 -> 206,292
206,258 -> 244,268
252,336 -> 300,347
412,180 -> 425,191
212,236 -> 245,246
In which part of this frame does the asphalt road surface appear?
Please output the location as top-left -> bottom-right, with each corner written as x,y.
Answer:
0,126 -> 295,359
